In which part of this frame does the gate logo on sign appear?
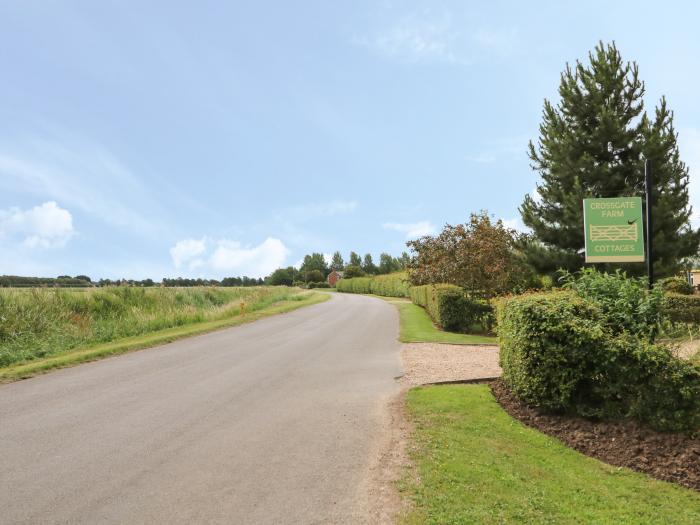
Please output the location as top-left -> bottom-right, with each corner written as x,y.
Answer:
583,197 -> 645,263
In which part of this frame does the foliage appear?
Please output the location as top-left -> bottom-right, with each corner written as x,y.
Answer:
410,284 -> 492,333
496,291 -> 700,431
520,41 -> 700,276
407,211 -> 534,298
307,281 -> 330,289
0,275 -> 93,288
664,293 -> 700,324
266,267 -> 299,286
660,276 -> 694,295
560,268 -> 664,341
362,253 -> 378,275
0,286 -> 301,368
336,273 -> 410,298
348,251 -> 362,267
403,385 -> 700,524
299,253 -> 329,278
341,264 -> 364,278
304,269 -> 325,283
378,252 -> 401,274
330,251 -> 344,271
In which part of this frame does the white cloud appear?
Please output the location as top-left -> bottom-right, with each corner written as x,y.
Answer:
169,237 -> 289,278
383,221 -> 437,239
355,12 -> 463,65
0,201 -> 74,248
170,238 -> 207,269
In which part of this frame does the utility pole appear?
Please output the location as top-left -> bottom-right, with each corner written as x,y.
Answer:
645,159 -> 653,289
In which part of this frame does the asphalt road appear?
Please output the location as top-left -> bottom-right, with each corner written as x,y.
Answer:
0,293 -> 402,524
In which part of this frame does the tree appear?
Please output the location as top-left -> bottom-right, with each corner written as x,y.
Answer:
348,251 -> 362,267
267,267 -> 295,286
330,251 -> 344,271
407,211 -> 534,298
378,253 -> 400,274
299,253 -> 329,279
520,41 -> 700,277
362,253 -> 378,275
398,252 -> 411,269
74,275 -> 91,282
304,269 -> 325,283
343,264 -> 365,278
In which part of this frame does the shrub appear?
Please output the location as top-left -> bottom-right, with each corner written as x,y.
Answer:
411,284 -> 492,332
343,265 -> 365,278
561,268 -> 663,341
336,273 -> 410,298
307,282 -> 330,289
664,293 -> 700,324
496,291 -> 700,432
660,276 -> 694,295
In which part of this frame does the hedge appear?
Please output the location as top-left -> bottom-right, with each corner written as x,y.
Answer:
410,284 -> 492,333
336,273 -> 410,298
664,293 -> 700,324
496,291 -> 700,432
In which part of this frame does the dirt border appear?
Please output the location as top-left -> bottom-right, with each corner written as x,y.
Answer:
490,379 -> 700,492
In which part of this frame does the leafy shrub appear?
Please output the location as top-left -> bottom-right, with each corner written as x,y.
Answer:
664,293 -> 700,324
496,291 -> 700,432
411,284 -> 492,332
336,273 -> 410,298
342,265 -> 365,278
561,268 -> 663,341
660,276 -> 694,295
307,282 -> 330,289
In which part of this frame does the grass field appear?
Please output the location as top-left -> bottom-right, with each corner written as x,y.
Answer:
394,301 -> 497,345
400,384 -> 700,524
0,286 -> 327,380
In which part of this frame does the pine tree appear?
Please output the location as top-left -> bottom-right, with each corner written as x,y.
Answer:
520,42 -> 699,277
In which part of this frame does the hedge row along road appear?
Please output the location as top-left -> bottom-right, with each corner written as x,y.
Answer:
0,293 -> 401,524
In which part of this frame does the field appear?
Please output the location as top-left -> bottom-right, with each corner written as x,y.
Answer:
400,385 -> 700,524
0,286 -> 317,370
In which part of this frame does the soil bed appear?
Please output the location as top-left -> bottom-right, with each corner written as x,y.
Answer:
491,379 -> 700,492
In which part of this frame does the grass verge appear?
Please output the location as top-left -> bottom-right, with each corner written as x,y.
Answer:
396,302 -> 497,345
0,292 -> 329,383
400,384 -> 700,524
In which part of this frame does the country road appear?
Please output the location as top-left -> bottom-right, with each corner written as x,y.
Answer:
0,293 -> 402,524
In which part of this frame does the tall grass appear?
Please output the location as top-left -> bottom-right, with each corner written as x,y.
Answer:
0,286 -> 302,367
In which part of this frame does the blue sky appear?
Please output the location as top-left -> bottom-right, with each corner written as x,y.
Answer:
1,1 -> 699,279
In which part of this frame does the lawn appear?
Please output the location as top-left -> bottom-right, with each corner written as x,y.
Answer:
0,288 -> 328,382
401,384 -> 700,524
395,301 -> 497,345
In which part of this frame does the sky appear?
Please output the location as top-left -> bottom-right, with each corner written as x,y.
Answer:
1,1 -> 700,280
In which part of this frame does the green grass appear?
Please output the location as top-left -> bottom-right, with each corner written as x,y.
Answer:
396,301 -> 497,344
0,288 -> 328,382
401,384 -> 700,524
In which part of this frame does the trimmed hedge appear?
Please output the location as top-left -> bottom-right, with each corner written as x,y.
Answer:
664,293 -> 700,324
496,291 -> 700,432
336,273 -> 410,297
410,284 -> 492,333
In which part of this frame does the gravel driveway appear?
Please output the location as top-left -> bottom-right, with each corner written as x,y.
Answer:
400,343 -> 501,386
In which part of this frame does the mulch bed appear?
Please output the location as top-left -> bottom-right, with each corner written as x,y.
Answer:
490,379 -> 700,492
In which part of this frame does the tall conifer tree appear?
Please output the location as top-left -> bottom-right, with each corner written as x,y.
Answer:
520,42 -> 699,276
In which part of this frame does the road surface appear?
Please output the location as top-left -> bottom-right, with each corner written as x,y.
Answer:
0,293 -> 401,524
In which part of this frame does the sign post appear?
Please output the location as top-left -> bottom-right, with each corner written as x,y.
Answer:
644,160 -> 653,289
583,197 -> 645,263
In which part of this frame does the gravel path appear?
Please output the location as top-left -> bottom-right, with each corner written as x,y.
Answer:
400,343 -> 501,386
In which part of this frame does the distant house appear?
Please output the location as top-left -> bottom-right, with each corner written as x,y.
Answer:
327,270 -> 344,287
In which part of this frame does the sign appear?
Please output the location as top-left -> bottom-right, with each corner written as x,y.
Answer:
583,197 -> 645,263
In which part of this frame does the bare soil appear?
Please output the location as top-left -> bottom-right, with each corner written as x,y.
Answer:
491,379 -> 700,492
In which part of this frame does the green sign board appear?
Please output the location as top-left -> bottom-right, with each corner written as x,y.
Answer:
583,197 -> 645,263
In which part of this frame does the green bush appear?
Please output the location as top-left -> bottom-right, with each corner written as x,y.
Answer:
410,284 -> 492,332
496,291 -> 700,432
664,293 -> 700,324
660,276 -> 694,295
561,268 -> 663,341
336,273 -> 410,298
307,282 -> 330,289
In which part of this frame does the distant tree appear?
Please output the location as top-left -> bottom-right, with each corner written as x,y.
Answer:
362,254 -> 378,275
304,269 -> 325,283
348,251 -> 362,267
299,253 -> 329,279
267,267 -> 295,286
398,252 -> 411,269
330,251 -> 344,271
343,264 -> 365,278
378,253 -> 400,274
74,275 -> 91,282
407,211 -> 534,298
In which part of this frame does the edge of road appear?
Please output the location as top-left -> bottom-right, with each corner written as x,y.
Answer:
0,291 -> 331,384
